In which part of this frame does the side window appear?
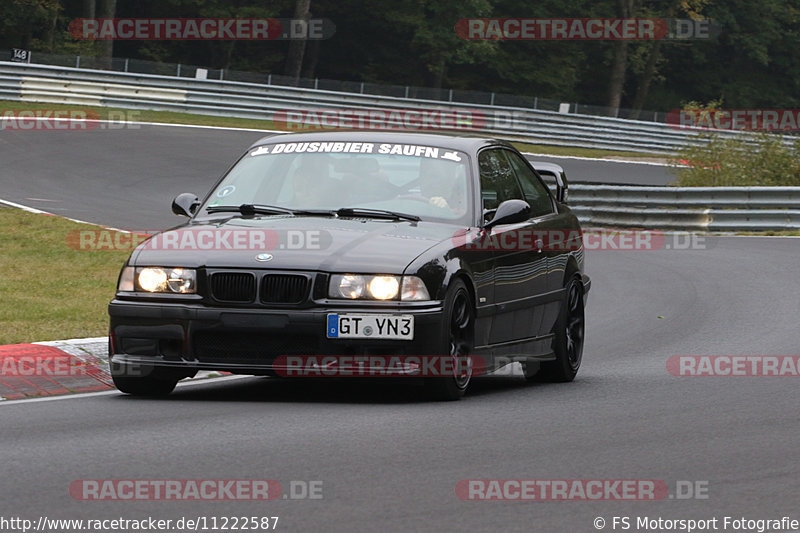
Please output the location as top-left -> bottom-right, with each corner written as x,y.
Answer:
478,149 -> 524,212
504,151 -> 555,217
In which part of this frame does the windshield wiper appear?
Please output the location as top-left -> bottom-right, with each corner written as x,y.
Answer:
207,204 -> 418,221
336,207 -> 421,222
292,209 -> 337,217
207,205 -> 339,218
207,204 -> 296,216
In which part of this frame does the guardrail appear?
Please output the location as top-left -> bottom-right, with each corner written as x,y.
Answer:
0,61 -> 754,154
568,185 -> 800,231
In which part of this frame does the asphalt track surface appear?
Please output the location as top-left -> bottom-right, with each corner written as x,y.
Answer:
2,125 -> 797,532
0,123 -> 675,230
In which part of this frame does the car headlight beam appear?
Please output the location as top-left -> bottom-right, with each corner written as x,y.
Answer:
138,267 -> 169,292
368,276 -> 400,300
329,274 -> 428,301
129,267 -> 197,294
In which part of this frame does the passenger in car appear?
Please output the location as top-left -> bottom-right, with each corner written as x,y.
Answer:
291,159 -> 338,207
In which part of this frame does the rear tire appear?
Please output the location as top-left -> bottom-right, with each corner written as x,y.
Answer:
528,273 -> 585,382
423,279 -> 474,401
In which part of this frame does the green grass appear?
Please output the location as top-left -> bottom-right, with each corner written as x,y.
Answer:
0,209 -> 131,344
734,230 -> 800,236
510,141 -> 658,160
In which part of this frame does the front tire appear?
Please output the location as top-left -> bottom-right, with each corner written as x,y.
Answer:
424,279 -> 475,401
527,274 -> 585,382
111,361 -> 180,396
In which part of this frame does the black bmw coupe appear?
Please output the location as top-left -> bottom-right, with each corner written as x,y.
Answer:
108,131 -> 590,400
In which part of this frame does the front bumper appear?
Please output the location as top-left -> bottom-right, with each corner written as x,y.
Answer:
108,299 -> 445,375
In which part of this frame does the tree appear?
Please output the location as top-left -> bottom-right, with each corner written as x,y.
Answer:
386,0 -> 497,89
605,0 -> 635,115
629,0 -> 710,118
83,0 -> 95,18
0,0 -> 61,50
98,0 -> 116,68
284,0 -> 311,82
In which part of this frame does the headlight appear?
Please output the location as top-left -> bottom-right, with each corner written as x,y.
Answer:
331,274 -> 367,299
329,274 -> 429,301
367,276 -> 400,300
127,267 -> 197,294
138,268 -> 168,292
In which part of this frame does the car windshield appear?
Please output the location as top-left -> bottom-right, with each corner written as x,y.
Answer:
200,141 -> 472,224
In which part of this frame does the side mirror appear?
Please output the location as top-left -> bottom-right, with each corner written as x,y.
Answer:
484,199 -> 531,231
172,193 -> 200,217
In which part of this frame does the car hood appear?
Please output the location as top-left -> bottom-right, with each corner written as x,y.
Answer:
130,215 -> 457,273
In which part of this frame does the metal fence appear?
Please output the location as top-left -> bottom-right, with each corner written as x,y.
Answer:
0,60 -> 753,154
568,184 -> 800,231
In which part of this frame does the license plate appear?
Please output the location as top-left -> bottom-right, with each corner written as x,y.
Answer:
326,314 -> 414,340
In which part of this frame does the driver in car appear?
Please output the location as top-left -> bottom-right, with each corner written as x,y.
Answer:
418,158 -> 467,215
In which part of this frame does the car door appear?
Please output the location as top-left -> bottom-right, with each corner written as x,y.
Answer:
477,148 -> 549,346
504,150 -> 573,336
